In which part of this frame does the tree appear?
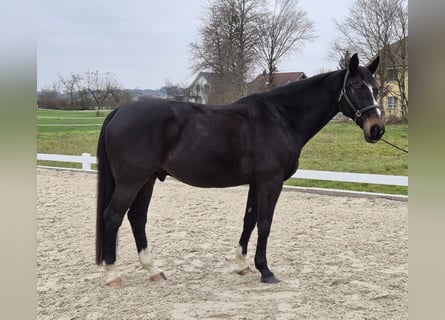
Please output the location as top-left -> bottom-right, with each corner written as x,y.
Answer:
57,71 -> 126,111
37,81 -> 66,109
108,86 -> 131,108
256,0 -> 316,89
164,80 -> 190,101
84,70 -> 121,115
37,81 -> 67,109
332,0 -> 408,110
190,0 -> 266,103
338,49 -> 352,70
58,73 -> 83,109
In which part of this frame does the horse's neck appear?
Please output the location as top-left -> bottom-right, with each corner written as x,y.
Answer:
276,71 -> 344,145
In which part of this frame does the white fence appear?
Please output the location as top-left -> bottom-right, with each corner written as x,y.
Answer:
37,153 -> 408,187
37,153 -> 97,172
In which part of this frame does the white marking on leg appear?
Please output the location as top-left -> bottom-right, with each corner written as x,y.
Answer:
139,248 -> 163,277
235,245 -> 249,271
104,263 -> 122,285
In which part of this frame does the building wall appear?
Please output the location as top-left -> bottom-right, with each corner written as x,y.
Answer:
382,68 -> 408,121
189,76 -> 210,104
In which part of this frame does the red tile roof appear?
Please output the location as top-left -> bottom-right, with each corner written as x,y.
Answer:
248,72 -> 307,93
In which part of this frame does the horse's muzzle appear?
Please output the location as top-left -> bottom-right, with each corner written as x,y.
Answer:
361,108 -> 385,143
365,124 -> 385,143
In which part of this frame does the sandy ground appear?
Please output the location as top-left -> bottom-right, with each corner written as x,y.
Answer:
37,168 -> 407,320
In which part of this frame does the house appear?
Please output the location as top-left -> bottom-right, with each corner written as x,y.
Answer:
188,71 -> 308,105
188,72 -> 217,104
248,72 -> 308,94
381,37 -> 408,120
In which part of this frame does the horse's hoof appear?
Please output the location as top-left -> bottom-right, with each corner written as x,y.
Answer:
150,272 -> 167,282
106,277 -> 122,287
261,275 -> 280,284
238,267 -> 254,275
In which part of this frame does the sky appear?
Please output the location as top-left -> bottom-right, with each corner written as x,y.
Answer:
37,0 -> 355,91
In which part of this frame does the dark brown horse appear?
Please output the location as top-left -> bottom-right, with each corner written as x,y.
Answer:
96,54 -> 384,286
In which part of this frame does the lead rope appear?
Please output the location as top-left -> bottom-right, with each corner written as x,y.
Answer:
380,138 -> 408,154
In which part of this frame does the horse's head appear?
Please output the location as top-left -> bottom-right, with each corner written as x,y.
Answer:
338,53 -> 385,143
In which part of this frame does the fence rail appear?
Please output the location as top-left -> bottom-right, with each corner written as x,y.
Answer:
37,153 -> 97,172
37,153 -> 408,187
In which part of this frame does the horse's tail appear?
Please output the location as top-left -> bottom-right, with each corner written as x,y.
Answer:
96,108 -> 119,265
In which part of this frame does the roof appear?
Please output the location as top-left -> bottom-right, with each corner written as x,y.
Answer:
189,72 -> 220,88
248,72 -> 307,93
388,36 -> 408,68
189,71 -> 308,94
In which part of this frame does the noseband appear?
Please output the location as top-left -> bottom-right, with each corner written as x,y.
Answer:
338,70 -> 381,123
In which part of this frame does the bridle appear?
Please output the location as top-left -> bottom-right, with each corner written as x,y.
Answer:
337,68 -> 407,154
337,70 -> 381,123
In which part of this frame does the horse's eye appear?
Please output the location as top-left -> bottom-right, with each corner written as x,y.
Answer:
351,85 -> 361,93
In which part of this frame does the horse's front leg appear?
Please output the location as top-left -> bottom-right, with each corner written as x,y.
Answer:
236,185 -> 257,275
254,178 -> 283,283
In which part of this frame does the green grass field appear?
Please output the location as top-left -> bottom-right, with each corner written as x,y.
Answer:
37,109 -> 408,195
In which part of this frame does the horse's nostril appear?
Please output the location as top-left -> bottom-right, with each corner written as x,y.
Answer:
371,125 -> 384,139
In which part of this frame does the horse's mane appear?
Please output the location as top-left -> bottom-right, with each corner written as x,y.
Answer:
236,70 -> 339,105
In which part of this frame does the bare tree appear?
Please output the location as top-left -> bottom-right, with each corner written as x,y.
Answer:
84,70 -> 120,115
164,80 -> 190,101
190,0 -> 266,103
337,49 -> 352,70
57,71 -> 125,111
108,82 -> 130,108
332,0 -> 408,109
37,81 -> 66,109
256,0 -> 316,89
58,73 -> 83,108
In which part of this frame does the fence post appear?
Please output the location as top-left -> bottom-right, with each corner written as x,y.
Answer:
81,153 -> 92,171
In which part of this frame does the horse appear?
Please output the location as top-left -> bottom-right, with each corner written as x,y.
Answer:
95,53 -> 384,286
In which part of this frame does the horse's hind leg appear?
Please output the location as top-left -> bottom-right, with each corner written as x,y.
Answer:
127,176 -> 166,281
102,183 -> 140,286
236,185 -> 257,275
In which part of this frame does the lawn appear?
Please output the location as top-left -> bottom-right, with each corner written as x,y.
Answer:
37,109 -> 408,195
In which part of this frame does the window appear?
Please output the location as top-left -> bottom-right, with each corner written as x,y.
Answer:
387,68 -> 397,81
387,96 -> 398,110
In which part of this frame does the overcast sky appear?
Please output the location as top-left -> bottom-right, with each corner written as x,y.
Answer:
37,0 -> 355,91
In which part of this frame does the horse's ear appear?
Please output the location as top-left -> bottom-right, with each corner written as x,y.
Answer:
367,56 -> 380,75
348,53 -> 359,74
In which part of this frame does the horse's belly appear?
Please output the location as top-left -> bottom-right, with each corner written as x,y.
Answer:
161,152 -> 251,188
